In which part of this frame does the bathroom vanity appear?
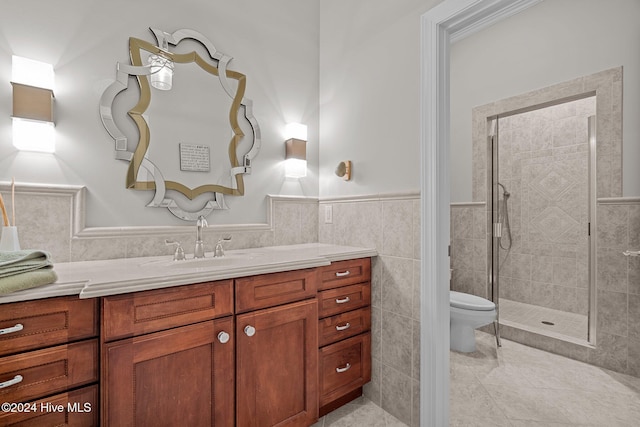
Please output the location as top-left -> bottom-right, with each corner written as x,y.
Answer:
0,243 -> 375,426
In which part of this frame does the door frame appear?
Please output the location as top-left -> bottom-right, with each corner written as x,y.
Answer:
419,1 -> 542,425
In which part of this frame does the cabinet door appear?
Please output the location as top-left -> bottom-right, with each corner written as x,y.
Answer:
236,299 -> 318,427
102,317 -> 234,427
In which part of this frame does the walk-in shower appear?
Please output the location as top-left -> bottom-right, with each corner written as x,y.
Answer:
488,96 -> 597,345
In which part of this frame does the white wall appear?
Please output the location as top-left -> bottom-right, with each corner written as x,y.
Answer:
319,0 -> 442,198
450,0 -> 640,202
0,0 -> 319,227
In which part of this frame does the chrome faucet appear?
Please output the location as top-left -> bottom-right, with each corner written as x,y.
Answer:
214,236 -> 232,258
194,215 -> 208,259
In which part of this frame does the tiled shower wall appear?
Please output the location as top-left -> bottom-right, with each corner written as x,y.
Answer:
450,198 -> 640,377
319,194 -> 421,427
497,97 -> 595,315
456,68 -> 640,377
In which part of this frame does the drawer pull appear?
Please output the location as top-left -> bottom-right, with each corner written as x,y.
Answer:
217,331 -> 230,344
335,270 -> 351,277
335,363 -> 351,373
335,322 -> 351,331
335,296 -> 351,304
0,375 -> 23,389
0,323 -> 24,336
244,325 -> 256,337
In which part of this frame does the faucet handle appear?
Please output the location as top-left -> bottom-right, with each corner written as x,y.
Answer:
165,239 -> 186,261
214,236 -> 232,258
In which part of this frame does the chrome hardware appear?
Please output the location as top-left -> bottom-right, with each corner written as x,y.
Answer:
194,215 -> 208,259
0,323 -> 24,336
0,375 -> 23,389
244,325 -> 256,337
335,296 -> 351,304
623,250 -> 640,257
335,270 -> 351,277
165,240 -> 185,261
217,331 -> 230,344
493,222 -> 502,238
335,322 -> 351,331
335,363 -> 351,373
214,235 -> 232,258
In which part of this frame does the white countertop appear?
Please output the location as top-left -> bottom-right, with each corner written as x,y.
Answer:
0,243 -> 377,304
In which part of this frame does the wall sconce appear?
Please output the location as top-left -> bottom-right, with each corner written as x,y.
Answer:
335,161 -> 352,181
284,123 -> 307,178
148,37 -> 174,91
148,54 -> 174,91
11,56 -> 55,153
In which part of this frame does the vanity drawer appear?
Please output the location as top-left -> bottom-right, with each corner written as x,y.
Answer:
0,296 -> 98,357
319,307 -> 371,347
318,283 -> 370,318
0,384 -> 98,426
102,280 -> 233,342
318,258 -> 371,290
235,268 -> 318,313
319,333 -> 371,407
0,339 -> 98,403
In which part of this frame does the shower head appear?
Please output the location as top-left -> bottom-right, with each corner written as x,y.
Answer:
498,182 -> 510,198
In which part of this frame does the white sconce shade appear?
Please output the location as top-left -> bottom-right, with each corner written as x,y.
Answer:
284,123 -> 307,178
12,118 -> 55,153
148,55 -> 174,91
11,56 -> 55,153
284,123 -> 307,140
12,56 -> 54,90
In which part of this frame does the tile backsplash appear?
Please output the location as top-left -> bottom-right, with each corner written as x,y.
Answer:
0,183 -> 318,263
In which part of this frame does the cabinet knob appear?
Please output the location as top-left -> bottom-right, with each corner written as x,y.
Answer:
335,296 -> 351,304
335,270 -> 351,277
244,325 -> 256,337
217,331 -> 230,344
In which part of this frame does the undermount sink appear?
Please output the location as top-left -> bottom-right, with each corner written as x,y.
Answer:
141,250 -> 264,269
165,256 -> 241,269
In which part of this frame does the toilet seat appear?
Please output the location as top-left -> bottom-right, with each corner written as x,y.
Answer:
450,291 -> 495,311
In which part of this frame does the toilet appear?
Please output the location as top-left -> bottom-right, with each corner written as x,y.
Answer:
450,291 -> 497,353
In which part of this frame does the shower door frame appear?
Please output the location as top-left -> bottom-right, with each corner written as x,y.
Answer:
487,98 -> 598,346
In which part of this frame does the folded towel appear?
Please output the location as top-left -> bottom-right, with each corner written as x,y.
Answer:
0,267 -> 58,295
0,250 -> 53,278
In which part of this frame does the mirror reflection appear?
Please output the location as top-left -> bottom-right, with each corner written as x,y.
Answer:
100,28 -> 261,221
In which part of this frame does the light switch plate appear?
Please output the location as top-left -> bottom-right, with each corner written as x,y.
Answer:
324,205 -> 333,224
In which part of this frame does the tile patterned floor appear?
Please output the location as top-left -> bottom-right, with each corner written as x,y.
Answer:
311,397 -> 407,426
450,331 -> 640,426
499,298 -> 588,342
316,331 -> 640,426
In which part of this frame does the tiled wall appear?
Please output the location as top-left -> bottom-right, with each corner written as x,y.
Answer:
0,184 -> 318,262
450,203 -> 487,298
455,67 -> 640,377
496,97 -> 594,315
595,199 -> 640,376
319,194 -> 421,427
450,197 -> 640,377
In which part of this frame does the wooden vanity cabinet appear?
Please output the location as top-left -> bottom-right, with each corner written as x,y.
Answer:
0,296 -> 99,426
317,258 -> 372,416
235,269 -> 319,427
101,280 -> 235,427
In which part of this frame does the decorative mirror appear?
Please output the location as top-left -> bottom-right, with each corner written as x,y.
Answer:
100,28 -> 261,220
